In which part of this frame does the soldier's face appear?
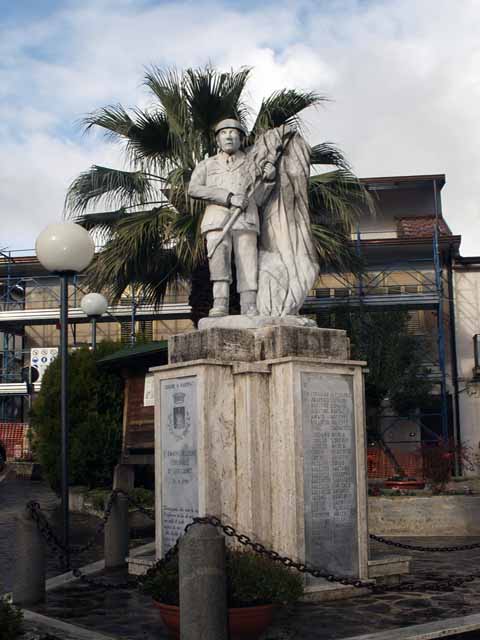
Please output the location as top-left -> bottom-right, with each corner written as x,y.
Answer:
217,128 -> 241,154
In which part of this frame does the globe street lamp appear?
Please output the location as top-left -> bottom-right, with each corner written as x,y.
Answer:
35,222 -> 95,566
80,293 -> 108,350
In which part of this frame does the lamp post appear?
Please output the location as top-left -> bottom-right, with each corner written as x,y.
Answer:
35,222 -> 95,567
81,293 -> 108,350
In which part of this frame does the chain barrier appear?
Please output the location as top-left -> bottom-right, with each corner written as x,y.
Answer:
27,489 -> 157,589
116,489 -> 155,522
69,489 -> 118,557
27,500 -> 68,566
187,516 -> 372,589
27,490 -> 118,559
370,533 -> 480,553
26,491 -> 480,596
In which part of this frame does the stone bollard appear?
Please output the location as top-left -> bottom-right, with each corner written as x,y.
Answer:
113,464 -> 135,492
104,493 -> 129,568
12,507 -> 46,605
179,523 -> 228,640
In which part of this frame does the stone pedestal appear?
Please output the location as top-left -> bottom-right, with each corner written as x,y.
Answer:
151,324 -> 370,593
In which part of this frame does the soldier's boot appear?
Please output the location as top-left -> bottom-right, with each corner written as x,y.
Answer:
240,290 -> 259,316
209,282 -> 229,317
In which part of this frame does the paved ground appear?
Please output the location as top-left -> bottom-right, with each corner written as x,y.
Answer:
29,537 -> 480,639
0,472 -> 152,595
0,473 -> 59,593
5,472 -> 480,639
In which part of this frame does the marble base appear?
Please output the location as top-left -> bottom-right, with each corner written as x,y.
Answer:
198,314 -> 317,330
151,326 -> 372,595
169,324 -> 350,364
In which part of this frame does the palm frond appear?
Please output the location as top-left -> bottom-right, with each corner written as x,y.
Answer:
73,205 -> 170,239
163,165 -> 193,212
309,170 -> 375,229
170,209 -> 205,269
83,206 -> 187,305
251,90 -> 326,137
143,66 -> 201,170
144,67 -> 188,138
183,66 -> 251,155
310,143 -> 352,171
73,208 -> 126,235
82,104 -> 134,141
311,223 -> 363,273
65,165 -> 161,215
126,108 -> 176,171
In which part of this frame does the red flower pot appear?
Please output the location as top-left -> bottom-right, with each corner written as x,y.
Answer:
153,601 -> 275,640
384,479 -> 425,490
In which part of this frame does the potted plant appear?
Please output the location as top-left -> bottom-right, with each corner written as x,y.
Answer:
139,547 -> 303,639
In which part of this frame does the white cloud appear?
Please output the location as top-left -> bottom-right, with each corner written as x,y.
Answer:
1,0 -> 480,254
0,133 -> 120,250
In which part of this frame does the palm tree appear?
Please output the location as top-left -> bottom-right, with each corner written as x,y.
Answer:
65,66 -> 371,326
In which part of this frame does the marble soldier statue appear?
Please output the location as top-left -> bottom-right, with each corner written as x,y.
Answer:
188,118 -> 319,319
188,118 -> 275,317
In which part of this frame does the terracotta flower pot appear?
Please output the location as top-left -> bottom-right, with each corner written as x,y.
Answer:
384,479 -> 425,490
153,601 -> 275,640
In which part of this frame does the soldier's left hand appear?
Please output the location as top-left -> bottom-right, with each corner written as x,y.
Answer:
262,161 -> 276,182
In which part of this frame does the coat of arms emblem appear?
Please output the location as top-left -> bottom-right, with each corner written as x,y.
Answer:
168,390 -> 191,441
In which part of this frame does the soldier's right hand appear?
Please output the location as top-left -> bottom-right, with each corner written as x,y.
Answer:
230,194 -> 249,210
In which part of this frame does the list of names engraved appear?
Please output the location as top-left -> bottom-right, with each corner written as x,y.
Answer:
302,372 -> 358,577
160,376 -> 198,553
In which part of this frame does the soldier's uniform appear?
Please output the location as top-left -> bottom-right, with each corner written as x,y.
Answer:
189,119 -> 270,316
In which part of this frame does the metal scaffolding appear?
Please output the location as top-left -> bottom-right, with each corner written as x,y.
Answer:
302,180 -> 454,451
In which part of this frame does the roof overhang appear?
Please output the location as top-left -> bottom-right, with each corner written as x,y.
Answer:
361,174 -> 446,191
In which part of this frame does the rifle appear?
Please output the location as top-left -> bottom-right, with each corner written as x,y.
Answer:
207,130 -> 294,260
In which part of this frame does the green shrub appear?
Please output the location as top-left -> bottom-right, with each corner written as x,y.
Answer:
85,488 -> 110,512
0,598 -> 23,640
140,547 -> 303,607
128,487 -> 155,509
29,343 -> 124,492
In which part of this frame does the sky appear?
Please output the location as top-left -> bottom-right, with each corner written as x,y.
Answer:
1,0 -> 480,255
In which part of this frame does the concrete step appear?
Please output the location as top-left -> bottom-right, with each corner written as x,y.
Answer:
368,554 -> 411,585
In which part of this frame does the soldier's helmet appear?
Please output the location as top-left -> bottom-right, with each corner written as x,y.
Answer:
214,118 -> 246,136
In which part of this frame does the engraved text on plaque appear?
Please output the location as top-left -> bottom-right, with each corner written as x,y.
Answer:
301,372 -> 358,577
160,376 -> 198,553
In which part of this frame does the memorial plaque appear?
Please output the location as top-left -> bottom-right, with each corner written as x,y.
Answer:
160,376 -> 198,553
301,372 -> 358,578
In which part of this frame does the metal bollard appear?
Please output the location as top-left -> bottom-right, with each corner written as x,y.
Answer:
104,493 -> 129,568
179,523 -> 228,640
12,507 -> 46,605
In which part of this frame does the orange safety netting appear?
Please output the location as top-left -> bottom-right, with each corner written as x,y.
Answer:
367,447 -> 424,480
0,423 -> 30,460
